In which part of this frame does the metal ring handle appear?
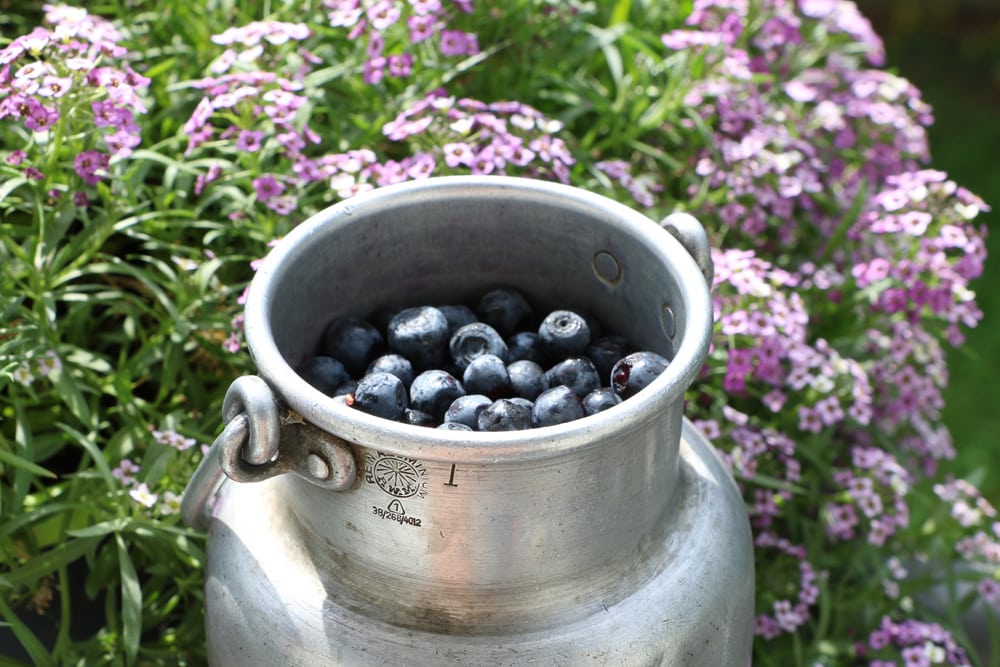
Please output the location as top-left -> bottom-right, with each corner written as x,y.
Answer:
661,211 -> 714,289
180,415 -> 248,531
222,375 -> 280,465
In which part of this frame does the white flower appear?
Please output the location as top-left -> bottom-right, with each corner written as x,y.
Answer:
159,491 -> 182,515
129,482 -> 158,508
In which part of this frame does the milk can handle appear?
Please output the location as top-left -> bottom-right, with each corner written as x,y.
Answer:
661,212 -> 714,289
181,376 -> 357,531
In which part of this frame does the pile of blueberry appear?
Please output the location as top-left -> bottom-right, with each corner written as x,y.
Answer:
295,288 -> 669,432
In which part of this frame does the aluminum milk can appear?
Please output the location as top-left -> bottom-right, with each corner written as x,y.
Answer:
182,175 -> 755,666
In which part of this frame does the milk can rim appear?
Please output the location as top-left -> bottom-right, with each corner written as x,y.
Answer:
243,175 -> 713,464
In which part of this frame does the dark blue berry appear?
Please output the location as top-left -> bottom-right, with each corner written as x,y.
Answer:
582,387 -> 622,416
538,310 -> 590,361
366,354 -> 415,388
462,354 -> 511,399
438,422 -> 473,431
387,306 -> 450,371
402,408 -> 436,427
509,397 -> 534,413
449,322 -> 508,372
611,351 -> 670,399
350,372 -> 408,420
507,359 -> 548,400
477,399 -> 532,431
438,304 -> 478,334
297,356 -> 351,396
444,394 -> 492,429
477,288 -> 533,337
531,385 -> 585,427
545,356 -> 601,398
409,369 -> 466,419
323,316 -> 384,377
333,379 -> 357,397
506,331 -> 545,364
586,334 -> 630,382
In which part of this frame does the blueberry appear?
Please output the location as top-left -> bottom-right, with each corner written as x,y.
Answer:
297,356 -> 351,396
438,304 -> 478,334
506,331 -> 545,364
477,288 -> 533,337
586,334 -> 630,382
544,356 -> 601,398
323,316 -> 384,377
366,353 -> 415,388
611,351 -> 670,399
402,408 -> 436,427
538,310 -> 590,361
409,369 -> 466,419
509,397 -> 535,413
387,306 -> 450,371
438,422 -> 473,431
333,379 -> 357,397
582,387 -> 622,416
477,399 -> 532,431
349,372 -> 408,420
531,385 -> 585,427
449,322 -> 508,372
462,354 -> 511,399
507,359 -> 548,400
444,394 -> 493,429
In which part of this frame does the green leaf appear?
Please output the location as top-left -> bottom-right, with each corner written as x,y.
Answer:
1,536 -> 99,589
116,533 -> 142,665
609,0 -> 632,26
0,446 -> 56,479
0,174 -> 30,205
0,596 -> 54,667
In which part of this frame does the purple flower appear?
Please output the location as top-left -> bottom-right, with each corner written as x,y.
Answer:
387,53 -> 413,77
252,174 -> 285,202
74,150 -> 110,185
236,129 -> 265,152
408,14 -> 436,42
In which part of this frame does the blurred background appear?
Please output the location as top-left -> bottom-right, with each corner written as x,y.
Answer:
855,0 -> 1000,500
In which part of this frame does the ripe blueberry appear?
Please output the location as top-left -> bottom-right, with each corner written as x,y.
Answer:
438,304 -> 478,334
409,369 -> 466,419
387,306 -> 450,371
611,351 -> 670,399
478,399 -> 532,431
506,331 -> 545,364
544,356 -> 601,398
538,310 -> 590,361
586,334 -> 630,382
444,394 -> 493,429
582,387 -> 622,416
297,356 -> 351,396
507,359 -> 548,400
323,316 -> 384,377
449,322 -> 508,372
531,385 -> 585,427
402,408 -> 436,427
462,354 -> 511,399
477,288 -> 533,337
366,353 -> 415,388
350,372 -> 408,421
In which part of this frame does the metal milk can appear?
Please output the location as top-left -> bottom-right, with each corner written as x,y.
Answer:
182,175 -> 755,666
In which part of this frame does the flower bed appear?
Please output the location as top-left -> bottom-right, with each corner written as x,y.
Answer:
0,1 -> 993,665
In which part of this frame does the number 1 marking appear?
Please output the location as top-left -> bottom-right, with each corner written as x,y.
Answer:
445,463 -> 458,487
